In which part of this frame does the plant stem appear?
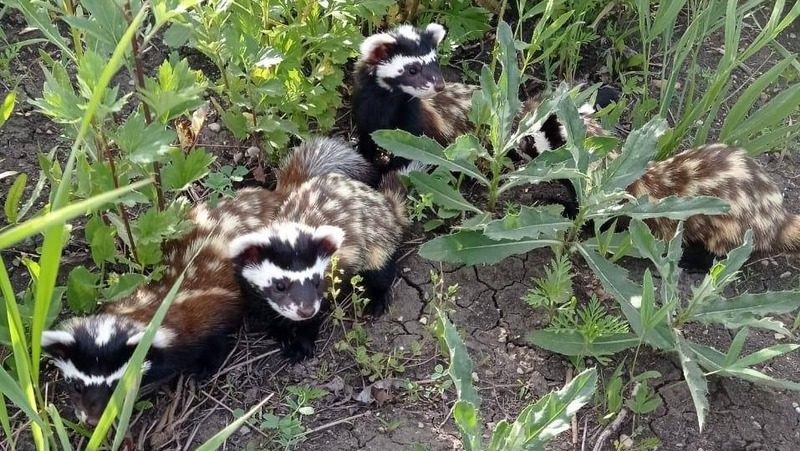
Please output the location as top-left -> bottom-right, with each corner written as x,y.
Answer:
63,0 -> 84,62
125,0 -> 166,212
96,134 -> 140,264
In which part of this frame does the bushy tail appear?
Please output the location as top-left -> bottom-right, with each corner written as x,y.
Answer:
378,171 -> 411,229
276,136 -> 378,191
778,214 -> 800,253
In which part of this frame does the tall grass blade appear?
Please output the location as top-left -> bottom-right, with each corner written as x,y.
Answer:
47,404 -> 75,451
719,57 -> 794,141
31,5 -> 150,382
0,179 -> 151,250
194,394 -> 274,451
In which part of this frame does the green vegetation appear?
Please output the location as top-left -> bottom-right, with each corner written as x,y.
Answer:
1,0 -> 799,449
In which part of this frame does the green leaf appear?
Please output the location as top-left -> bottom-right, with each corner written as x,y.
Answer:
526,331 -> 639,357
221,108 -> 251,140
0,366 -> 45,427
101,273 -> 147,301
408,172 -> 481,214
483,205 -> 571,241
139,57 -> 207,123
453,400 -> 482,451
372,130 -> 489,186
4,0 -> 76,61
0,91 -> 15,128
490,368 -> 597,450
720,56 -> 794,141
689,341 -> 800,391
420,231 -> 559,265
114,112 -> 176,163
675,334 -> 709,432
602,117 -> 668,192
602,195 -> 730,221
0,179 -> 151,251
162,148 -> 215,192
434,309 -> 482,450
725,83 -> 800,144
716,230 -> 753,282
3,173 -> 27,224
690,291 -> 800,333
85,215 -> 117,266
66,266 -> 100,314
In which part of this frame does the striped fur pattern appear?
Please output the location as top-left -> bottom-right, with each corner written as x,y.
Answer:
514,88 -> 615,161
354,23 -> 475,175
627,144 -> 800,269
230,137 -> 409,361
42,188 -> 281,426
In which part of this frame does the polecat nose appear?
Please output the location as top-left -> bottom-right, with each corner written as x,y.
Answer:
298,305 -> 316,319
434,79 -> 445,92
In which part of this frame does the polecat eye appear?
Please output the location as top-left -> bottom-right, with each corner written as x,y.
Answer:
275,281 -> 287,292
313,277 -> 320,288
408,66 -> 419,75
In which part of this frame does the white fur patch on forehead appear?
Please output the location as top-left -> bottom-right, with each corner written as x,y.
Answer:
229,222 -> 316,259
375,51 -> 438,81
393,24 -> 421,42
241,257 -> 330,291
425,23 -> 446,46
359,32 -> 397,62
93,315 -> 118,346
126,327 -> 176,349
41,330 -> 76,347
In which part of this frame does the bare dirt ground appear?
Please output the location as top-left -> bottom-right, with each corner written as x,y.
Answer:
2,8 -> 800,451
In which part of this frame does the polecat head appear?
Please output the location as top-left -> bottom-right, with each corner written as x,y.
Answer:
230,223 -> 345,321
359,23 -> 447,99
41,314 -> 174,426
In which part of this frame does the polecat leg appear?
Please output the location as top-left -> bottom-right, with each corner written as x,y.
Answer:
360,257 -> 398,317
679,241 -> 716,273
270,315 -> 322,362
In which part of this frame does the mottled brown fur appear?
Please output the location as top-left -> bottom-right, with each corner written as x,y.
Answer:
627,144 -> 800,256
105,188 -> 282,343
420,82 -> 477,143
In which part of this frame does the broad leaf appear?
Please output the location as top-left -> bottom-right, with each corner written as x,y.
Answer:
689,341 -> 800,391
675,334 -> 709,432
372,130 -> 489,186
489,368 -> 596,450
527,331 -> 639,357
162,148 -> 215,192
602,117 -> 668,192
66,266 -> 100,314
690,291 -> 800,332
420,231 -> 559,265
114,112 -> 176,163
408,172 -> 481,213
483,205 -> 571,240
592,195 -> 730,221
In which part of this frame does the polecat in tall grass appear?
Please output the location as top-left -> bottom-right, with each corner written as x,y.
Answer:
353,22 -> 618,202
41,189 -> 281,426
354,23 -> 476,173
624,144 -> 800,270
230,138 -> 408,362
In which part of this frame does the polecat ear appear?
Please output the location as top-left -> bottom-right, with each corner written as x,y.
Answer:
41,330 -> 76,360
230,233 -> 271,266
425,23 -> 446,46
313,225 -> 345,258
360,33 -> 397,64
